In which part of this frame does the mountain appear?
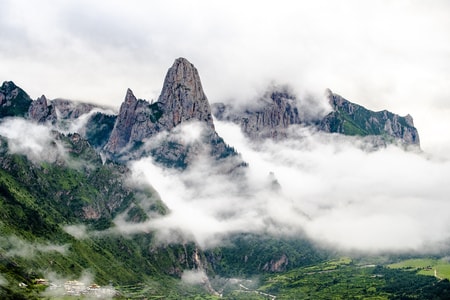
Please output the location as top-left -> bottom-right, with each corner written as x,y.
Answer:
104,57 -> 215,155
321,89 -> 420,146
0,129 -> 216,298
212,88 -> 420,147
103,58 -> 240,168
212,90 -> 301,139
0,58 -> 436,299
0,81 -> 33,118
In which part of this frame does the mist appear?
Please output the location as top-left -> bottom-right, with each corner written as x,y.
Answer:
123,120 -> 450,254
1,0 -> 449,160
0,118 -> 67,163
0,235 -> 68,258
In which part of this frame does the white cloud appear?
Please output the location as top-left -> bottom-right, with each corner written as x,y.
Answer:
0,0 -> 449,156
121,121 -> 450,254
1,0 -> 450,254
181,269 -> 208,285
0,118 -> 67,163
0,274 -> 8,287
0,235 -> 68,258
63,224 -> 89,240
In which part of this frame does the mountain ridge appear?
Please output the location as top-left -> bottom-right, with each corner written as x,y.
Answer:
212,87 -> 420,147
0,58 -> 442,299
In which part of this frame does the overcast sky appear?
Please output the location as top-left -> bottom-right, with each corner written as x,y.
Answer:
1,0 -> 450,156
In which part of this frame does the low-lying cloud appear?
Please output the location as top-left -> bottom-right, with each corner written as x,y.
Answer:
0,118 -> 67,163
0,235 -> 68,258
0,274 -> 8,287
123,121 -> 450,254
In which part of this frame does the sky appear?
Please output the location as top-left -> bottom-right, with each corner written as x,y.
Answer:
1,1 -> 450,255
1,0 -> 450,157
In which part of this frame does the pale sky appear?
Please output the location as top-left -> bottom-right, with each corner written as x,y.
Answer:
1,0 -> 450,157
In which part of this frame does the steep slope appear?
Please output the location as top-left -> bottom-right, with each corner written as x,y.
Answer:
104,58 -> 240,168
0,131 -> 215,298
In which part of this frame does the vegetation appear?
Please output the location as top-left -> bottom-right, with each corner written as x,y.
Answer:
84,112 -> 116,149
0,81 -> 33,118
0,133 -> 211,298
255,258 -> 450,300
389,258 -> 450,280
209,233 -> 329,277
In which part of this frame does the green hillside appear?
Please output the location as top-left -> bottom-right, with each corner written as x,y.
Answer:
0,133 -> 213,299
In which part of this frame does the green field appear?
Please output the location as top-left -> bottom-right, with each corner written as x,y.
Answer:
388,258 -> 450,280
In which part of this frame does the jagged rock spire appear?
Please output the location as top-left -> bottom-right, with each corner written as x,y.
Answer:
28,95 -> 57,123
158,57 -> 214,130
104,88 -> 139,153
104,58 -> 217,156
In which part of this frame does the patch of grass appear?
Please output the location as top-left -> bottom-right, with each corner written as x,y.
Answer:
389,258 -> 450,280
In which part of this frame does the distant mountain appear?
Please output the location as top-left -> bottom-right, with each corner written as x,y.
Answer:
212,90 -> 302,139
212,88 -> 420,147
321,89 -> 420,146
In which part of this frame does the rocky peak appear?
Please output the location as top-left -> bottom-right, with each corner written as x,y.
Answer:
51,99 -> 95,119
213,86 -> 420,147
158,57 -> 214,130
212,89 -> 301,139
321,90 -> 420,146
28,95 -> 57,123
0,81 -> 18,97
105,58 -> 214,155
0,81 -> 32,118
104,89 -> 140,153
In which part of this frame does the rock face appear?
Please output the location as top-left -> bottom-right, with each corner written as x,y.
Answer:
213,90 -> 301,139
213,88 -> 420,147
321,90 -> 420,146
28,95 -> 57,123
157,57 -> 215,130
104,58 -> 238,167
28,96 -> 95,124
0,81 -> 33,118
52,99 -> 95,119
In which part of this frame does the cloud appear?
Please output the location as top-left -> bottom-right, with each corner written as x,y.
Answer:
120,120 -> 450,254
0,118 -> 67,163
181,269 -> 208,285
1,0 -> 449,255
63,224 -> 89,240
0,235 -> 68,258
56,107 -> 117,136
0,274 -> 8,287
0,0 -> 449,158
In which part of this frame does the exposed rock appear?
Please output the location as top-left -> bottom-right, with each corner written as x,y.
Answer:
157,57 -> 215,130
28,97 -> 96,124
52,99 -> 95,119
104,89 -> 143,153
321,90 -> 420,146
104,58 -> 240,168
28,95 -> 57,123
262,254 -> 289,272
212,90 -> 301,139
0,81 -> 33,118
213,87 -> 420,147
